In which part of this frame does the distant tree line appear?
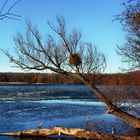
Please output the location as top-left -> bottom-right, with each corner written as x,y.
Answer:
0,71 -> 139,85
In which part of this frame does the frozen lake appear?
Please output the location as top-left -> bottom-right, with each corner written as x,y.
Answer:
0,84 -> 139,140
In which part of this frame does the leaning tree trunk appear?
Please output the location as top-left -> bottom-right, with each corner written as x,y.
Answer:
76,74 -> 140,129
90,84 -> 140,128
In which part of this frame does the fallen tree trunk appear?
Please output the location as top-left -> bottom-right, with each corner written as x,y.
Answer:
0,127 -> 140,140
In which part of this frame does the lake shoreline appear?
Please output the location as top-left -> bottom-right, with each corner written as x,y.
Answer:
0,82 -> 66,85
0,82 -> 84,85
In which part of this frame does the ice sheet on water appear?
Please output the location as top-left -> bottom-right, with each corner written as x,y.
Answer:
118,99 -> 140,107
0,84 -> 96,100
27,99 -> 105,106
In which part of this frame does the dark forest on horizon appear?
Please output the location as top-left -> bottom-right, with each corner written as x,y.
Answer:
0,71 -> 139,85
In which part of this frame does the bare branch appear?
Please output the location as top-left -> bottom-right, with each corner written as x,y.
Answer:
0,0 -> 22,20
116,0 -> 140,71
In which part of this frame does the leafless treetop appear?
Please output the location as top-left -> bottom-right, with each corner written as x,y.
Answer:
116,0 -> 140,71
4,16 -> 106,77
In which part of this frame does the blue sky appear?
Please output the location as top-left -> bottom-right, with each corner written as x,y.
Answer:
0,0 -> 127,73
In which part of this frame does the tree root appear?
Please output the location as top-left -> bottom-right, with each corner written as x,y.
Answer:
0,127 -> 140,140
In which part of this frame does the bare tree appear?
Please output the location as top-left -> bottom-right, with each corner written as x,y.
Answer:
116,0 -> 140,71
0,0 -> 21,20
3,16 -> 140,128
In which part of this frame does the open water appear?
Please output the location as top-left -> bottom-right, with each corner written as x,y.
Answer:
0,84 -> 139,140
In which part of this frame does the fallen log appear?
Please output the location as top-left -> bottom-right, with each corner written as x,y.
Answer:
0,127 -> 140,140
